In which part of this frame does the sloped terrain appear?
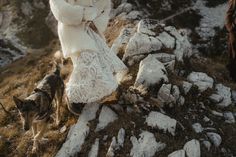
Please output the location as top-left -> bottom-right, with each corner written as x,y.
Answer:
0,0 -> 236,157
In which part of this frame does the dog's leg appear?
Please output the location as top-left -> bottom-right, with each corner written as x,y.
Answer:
55,90 -> 63,126
32,122 -> 47,153
32,123 -> 37,137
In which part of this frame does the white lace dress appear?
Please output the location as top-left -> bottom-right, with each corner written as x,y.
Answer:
66,28 -> 128,103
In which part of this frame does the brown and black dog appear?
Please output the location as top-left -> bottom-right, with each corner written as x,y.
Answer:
13,65 -> 64,153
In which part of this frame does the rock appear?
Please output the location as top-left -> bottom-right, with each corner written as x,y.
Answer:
88,138 -> 99,157
111,27 -> 135,55
232,90 -> 236,103
96,106 -> 118,131
168,150 -> 185,157
157,32 -> 175,49
56,103 -> 100,157
192,123 -> 203,133
223,112 -> 235,124
183,139 -> 201,157
214,84 -> 232,108
209,94 -> 223,103
146,111 -> 177,136
182,81 -> 192,95
123,33 -> 162,63
157,84 -> 181,107
45,12 -> 58,36
126,10 -> 143,20
112,2 -> 133,17
164,26 -> 192,61
187,72 -> 214,92
202,140 -> 211,151
130,131 -> 166,157
137,19 -> 160,36
207,132 -> 222,147
21,1 -> 34,17
107,137 -> 117,157
211,110 -> 223,117
59,126 -> 67,134
134,55 -> 168,92
153,53 -> 176,63
117,128 -> 125,148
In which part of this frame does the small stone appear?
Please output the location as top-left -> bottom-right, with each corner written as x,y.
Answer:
146,112 -> 177,136
183,139 -> 201,157
202,140 -> 211,151
224,112 -> 235,123
88,138 -> 99,157
211,110 -> 223,117
207,132 -> 222,147
130,131 -> 166,157
209,94 -> 223,103
192,123 -> 203,133
117,128 -> 125,147
96,106 -> 118,131
214,84 -> 232,108
182,81 -> 193,95
59,126 -> 67,133
187,72 -> 214,92
168,149 -> 185,157
106,137 -> 117,157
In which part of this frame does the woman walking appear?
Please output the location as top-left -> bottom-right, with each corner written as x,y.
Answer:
226,0 -> 236,81
49,0 -> 128,114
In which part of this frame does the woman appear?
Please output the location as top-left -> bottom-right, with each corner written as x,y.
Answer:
49,0 -> 128,114
226,0 -> 236,81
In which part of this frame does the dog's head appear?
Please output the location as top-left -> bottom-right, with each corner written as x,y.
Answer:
13,96 -> 38,131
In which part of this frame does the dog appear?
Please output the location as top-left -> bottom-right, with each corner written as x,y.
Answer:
13,65 -> 64,153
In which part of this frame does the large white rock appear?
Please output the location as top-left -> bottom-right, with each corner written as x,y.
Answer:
130,131 -> 166,157
207,132 -> 222,147
146,112 -> 177,136
157,84 -> 181,106
123,33 -> 162,63
111,27 -> 135,55
56,103 -> 100,157
164,26 -> 192,61
187,72 -> 214,92
183,139 -> 201,157
88,138 -> 99,157
96,106 -> 118,131
134,55 -> 168,91
168,150 -> 186,157
214,84 -> 232,108
157,32 -> 175,49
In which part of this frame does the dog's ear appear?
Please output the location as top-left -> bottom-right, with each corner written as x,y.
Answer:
13,96 -> 23,109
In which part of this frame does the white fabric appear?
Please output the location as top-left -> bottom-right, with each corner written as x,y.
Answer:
50,0 -> 111,58
50,0 -> 128,103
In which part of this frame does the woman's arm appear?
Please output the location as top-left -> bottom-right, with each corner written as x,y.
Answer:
226,0 -> 236,32
49,0 -> 98,25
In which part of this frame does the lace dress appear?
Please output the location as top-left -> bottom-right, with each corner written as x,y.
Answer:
66,27 -> 128,103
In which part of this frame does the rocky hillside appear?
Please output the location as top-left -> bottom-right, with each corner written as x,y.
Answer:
0,0 -> 236,157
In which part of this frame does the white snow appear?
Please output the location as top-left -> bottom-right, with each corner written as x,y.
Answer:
146,111 -> 177,136
183,139 -> 201,157
96,106 -> 118,131
130,131 -> 166,157
56,103 -> 100,157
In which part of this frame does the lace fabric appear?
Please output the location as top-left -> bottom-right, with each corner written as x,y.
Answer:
66,27 -> 128,103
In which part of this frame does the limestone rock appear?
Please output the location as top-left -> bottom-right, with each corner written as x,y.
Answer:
134,55 -> 168,92
187,72 -> 214,92
168,150 -> 186,157
183,139 -> 201,157
130,131 -> 166,157
56,104 -> 100,157
146,112 -> 177,136
96,106 -> 118,131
